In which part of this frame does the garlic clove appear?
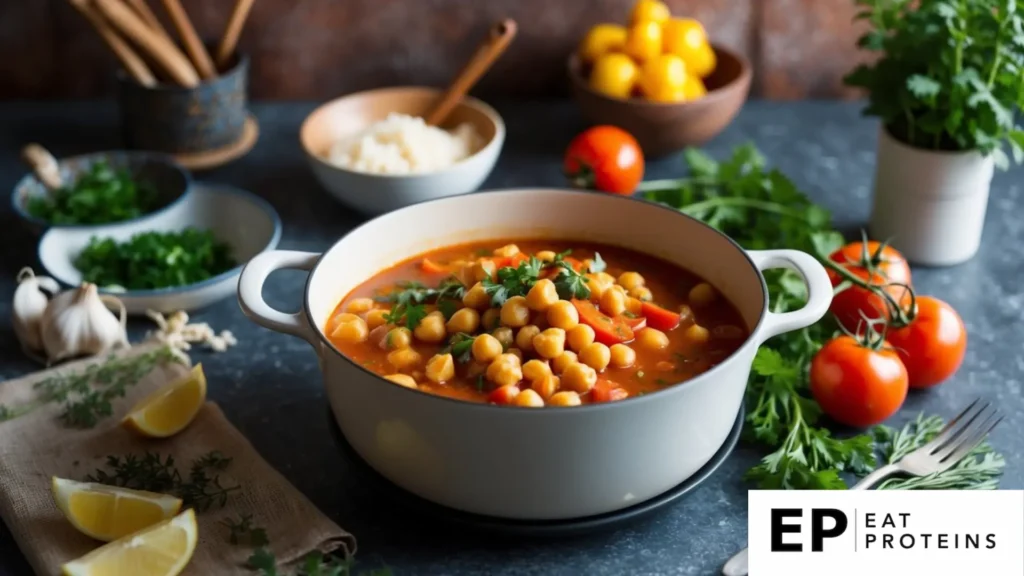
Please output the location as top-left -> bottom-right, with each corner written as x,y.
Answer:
12,267 -> 60,353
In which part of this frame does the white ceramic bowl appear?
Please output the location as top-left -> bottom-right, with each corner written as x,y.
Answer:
40,183 -> 281,315
238,189 -> 832,520
299,86 -> 504,215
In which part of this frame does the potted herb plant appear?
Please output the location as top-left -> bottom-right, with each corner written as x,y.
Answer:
845,0 -> 1024,266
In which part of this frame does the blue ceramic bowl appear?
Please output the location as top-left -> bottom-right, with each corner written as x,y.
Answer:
11,150 -> 192,235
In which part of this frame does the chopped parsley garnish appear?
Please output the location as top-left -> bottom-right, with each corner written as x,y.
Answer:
482,256 -> 544,306
442,332 -> 476,363
27,161 -> 161,225
377,277 -> 466,329
74,228 -> 236,290
383,303 -> 427,331
552,259 -> 591,300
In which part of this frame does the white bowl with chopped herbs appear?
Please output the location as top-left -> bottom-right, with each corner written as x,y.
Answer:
37,183 -> 281,314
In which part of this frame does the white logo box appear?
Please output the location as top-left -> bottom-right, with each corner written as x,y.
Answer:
748,490 -> 1024,575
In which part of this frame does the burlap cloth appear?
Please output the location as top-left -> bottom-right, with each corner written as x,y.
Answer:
0,343 -> 355,575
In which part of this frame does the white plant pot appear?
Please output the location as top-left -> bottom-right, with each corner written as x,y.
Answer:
869,127 -> 994,266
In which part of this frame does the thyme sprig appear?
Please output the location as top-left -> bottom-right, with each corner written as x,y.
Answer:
86,450 -> 239,512
0,346 -> 183,427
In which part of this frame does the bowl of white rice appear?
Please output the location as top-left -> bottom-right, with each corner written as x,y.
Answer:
300,87 -> 504,215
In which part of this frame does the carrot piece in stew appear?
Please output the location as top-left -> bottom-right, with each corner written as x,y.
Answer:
571,299 -> 635,345
489,385 -> 521,405
622,315 -> 648,332
641,302 -> 682,331
592,378 -> 630,403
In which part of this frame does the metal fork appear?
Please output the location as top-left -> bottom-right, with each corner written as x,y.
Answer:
721,399 -> 1003,576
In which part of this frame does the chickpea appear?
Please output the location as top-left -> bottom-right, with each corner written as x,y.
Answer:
686,324 -> 711,345
493,244 -> 520,258
630,286 -> 653,302
330,312 -> 360,330
513,388 -> 545,407
600,288 -> 627,316
625,297 -> 644,316
471,260 -> 497,283
507,348 -> 524,362
492,326 -> 514,349
618,272 -> 645,291
414,313 -> 446,343
561,362 -> 597,394
463,282 -> 491,310
526,279 -> 559,311
330,315 -> 368,343
689,282 -> 717,307
531,373 -> 560,399
384,373 -> 418,389
365,309 -> 389,330
536,250 -> 556,262
532,328 -> 567,359
585,273 -> 614,300
551,351 -> 578,374
446,308 -> 480,334
637,328 -> 670,350
522,359 -> 553,382
546,300 -> 579,330
385,327 -> 412,350
610,284 -> 628,296
387,348 -> 422,372
548,390 -> 582,407
500,296 -> 530,328
482,308 -> 501,331
516,325 -> 541,353
425,353 -> 456,383
579,342 -> 611,371
472,333 -> 503,362
486,354 -> 523,388
609,343 -> 636,368
346,297 -> 375,314
566,324 -> 596,352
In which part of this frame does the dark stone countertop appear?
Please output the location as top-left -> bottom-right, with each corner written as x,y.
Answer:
0,101 -> 1021,576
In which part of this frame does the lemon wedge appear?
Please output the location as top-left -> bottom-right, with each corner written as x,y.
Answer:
62,508 -> 197,576
52,477 -> 183,542
122,364 -> 206,438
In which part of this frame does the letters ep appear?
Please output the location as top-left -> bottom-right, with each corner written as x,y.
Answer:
770,508 -> 849,552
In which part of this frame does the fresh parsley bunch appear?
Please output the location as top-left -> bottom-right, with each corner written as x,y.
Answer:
844,0 -> 1024,167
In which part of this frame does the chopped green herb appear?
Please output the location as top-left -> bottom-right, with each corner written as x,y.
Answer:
86,450 -> 240,512
377,277 -> 465,328
551,260 -> 591,300
482,257 -> 544,306
383,303 -> 427,331
622,310 -> 638,318
26,161 -> 161,225
75,227 -> 236,291
654,378 -> 670,386
442,333 -> 475,363
475,374 -> 486,392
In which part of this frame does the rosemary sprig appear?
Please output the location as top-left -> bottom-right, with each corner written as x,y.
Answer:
873,414 -> 1005,490
221,513 -> 269,547
86,450 -> 240,512
0,346 -> 183,427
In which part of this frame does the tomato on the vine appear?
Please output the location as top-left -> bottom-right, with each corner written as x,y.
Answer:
809,335 -> 908,427
885,296 -> 967,389
827,240 -> 912,333
564,126 -> 644,195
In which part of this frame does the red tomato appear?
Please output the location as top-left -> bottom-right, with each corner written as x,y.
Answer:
640,301 -> 681,331
885,296 -> 967,389
809,335 -> 909,427
564,126 -> 644,195
827,241 -> 912,333
489,385 -> 520,405
571,299 -> 635,344
592,378 -> 630,403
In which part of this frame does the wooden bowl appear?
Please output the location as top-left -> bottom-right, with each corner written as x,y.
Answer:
568,45 -> 752,157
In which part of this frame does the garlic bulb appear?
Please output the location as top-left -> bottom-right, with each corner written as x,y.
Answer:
12,267 -> 60,352
40,282 -> 129,364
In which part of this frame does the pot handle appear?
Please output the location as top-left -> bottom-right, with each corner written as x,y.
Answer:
747,249 -> 833,342
238,250 -> 321,344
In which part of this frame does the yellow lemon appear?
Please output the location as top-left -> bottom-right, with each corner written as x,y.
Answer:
589,52 -> 640,99
52,477 -> 182,542
683,75 -> 708,100
122,364 -> 206,438
630,0 -> 671,25
578,24 -> 628,63
62,509 -> 198,576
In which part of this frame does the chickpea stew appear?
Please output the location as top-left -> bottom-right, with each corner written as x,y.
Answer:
326,241 -> 749,407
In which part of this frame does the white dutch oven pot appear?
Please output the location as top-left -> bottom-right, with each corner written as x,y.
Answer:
238,189 -> 832,520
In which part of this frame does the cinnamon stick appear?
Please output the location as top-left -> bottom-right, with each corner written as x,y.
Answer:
215,0 -> 255,69
159,0 -> 217,79
425,19 -> 517,126
124,0 -> 174,45
94,0 -> 199,87
68,0 -> 156,87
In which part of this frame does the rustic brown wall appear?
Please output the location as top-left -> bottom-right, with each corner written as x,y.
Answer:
0,0 -> 870,100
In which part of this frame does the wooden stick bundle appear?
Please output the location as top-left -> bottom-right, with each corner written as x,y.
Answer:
216,0 -> 255,69
159,0 -> 216,79
68,0 -> 156,87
